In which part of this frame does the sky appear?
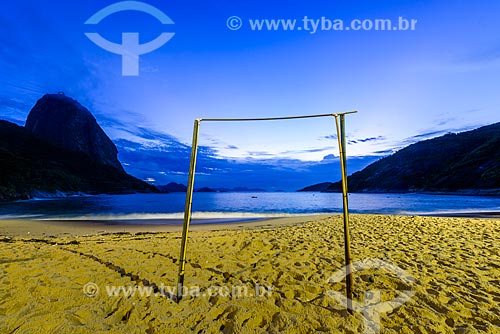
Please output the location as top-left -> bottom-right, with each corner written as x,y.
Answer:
1,0 -> 500,190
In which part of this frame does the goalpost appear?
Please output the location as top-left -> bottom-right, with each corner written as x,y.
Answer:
176,111 -> 357,313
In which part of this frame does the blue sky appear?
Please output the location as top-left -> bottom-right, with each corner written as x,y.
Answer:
1,0 -> 500,190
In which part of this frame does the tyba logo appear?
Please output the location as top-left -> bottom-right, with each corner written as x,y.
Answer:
84,1 -> 175,76
327,258 -> 416,334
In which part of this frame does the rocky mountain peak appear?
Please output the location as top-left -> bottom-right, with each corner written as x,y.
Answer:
25,93 -> 124,171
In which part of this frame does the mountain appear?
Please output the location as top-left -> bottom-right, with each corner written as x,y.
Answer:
298,182 -> 333,192
157,182 -> 187,193
25,93 -> 123,171
323,122 -> 500,194
0,95 -> 157,201
196,187 -> 216,192
156,184 -> 267,193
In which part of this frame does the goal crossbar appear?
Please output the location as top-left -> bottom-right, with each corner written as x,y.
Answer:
176,111 -> 357,313
198,110 -> 357,122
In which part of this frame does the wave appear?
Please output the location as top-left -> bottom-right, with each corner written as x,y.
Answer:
399,208 -> 500,216
34,211 -> 328,221
0,214 -> 45,220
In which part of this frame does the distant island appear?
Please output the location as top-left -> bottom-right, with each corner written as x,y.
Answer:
156,183 -> 267,193
196,187 -> 216,193
157,182 -> 187,193
0,93 -> 157,201
299,122 -> 500,195
213,186 -> 266,192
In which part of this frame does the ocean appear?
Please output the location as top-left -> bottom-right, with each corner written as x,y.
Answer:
0,192 -> 499,224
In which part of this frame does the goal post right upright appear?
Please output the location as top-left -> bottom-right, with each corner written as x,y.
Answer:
334,112 -> 356,314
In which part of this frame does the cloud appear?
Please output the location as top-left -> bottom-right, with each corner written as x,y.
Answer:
372,149 -> 394,155
410,130 -> 445,140
406,124 -> 480,142
281,146 -> 336,155
322,154 -> 336,161
248,151 -> 276,157
348,136 -> 385,144
114,127 -> 381,191
387,124 -> 484,153
321,134 -> 338,140
100,106 -> 386,187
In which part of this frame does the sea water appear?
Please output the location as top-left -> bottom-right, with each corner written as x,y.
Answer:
0,192 -> 499,223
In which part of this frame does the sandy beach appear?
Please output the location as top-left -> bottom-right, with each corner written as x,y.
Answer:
0,214 -> 499,333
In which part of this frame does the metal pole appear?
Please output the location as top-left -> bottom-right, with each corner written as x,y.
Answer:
177,119 -> 201,301
335,114 -> 354,314
200,111 -> 357,123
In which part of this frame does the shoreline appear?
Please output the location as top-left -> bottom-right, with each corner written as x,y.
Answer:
420,211 -> 500,218
322,189 -> 500,196
0,215 -> 330,238
0,211 -> 498,238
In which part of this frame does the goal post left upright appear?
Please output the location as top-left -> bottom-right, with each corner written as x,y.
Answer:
177,118 -> 201,301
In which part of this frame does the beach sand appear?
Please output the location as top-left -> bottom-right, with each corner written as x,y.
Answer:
0,214 -> 499,333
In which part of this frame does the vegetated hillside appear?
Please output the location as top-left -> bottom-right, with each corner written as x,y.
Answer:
325,122 -> 500,193
0,121 -> 156,201
298,182 -> 333,192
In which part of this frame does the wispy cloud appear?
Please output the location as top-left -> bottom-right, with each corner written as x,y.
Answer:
248,151 -> 276,157
348,136 -> 385,144
322,154 -> 336,161
321,134 -> 337,140
410,130 -> 445,140
281,146 -> 336,155
372,149 -> 394,155
393,124 -> 483,151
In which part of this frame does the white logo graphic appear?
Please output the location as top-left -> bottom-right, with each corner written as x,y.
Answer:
327,258 -> 416,334
226,16 -> 243,30
84,1 -> 175,76
83,282 -> 99,297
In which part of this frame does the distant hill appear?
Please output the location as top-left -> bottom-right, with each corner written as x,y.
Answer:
214,187 -> 267,192
157,182 -> 187,193
298,182 -> 333,192
0,94 -> 157,201
323,122 -> 500,194
196,187 -> 216,192
159,185 -> 267,193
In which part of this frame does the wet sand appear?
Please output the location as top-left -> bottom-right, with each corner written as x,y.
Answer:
0,215 -> 326,238
0,214 -> 499,333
